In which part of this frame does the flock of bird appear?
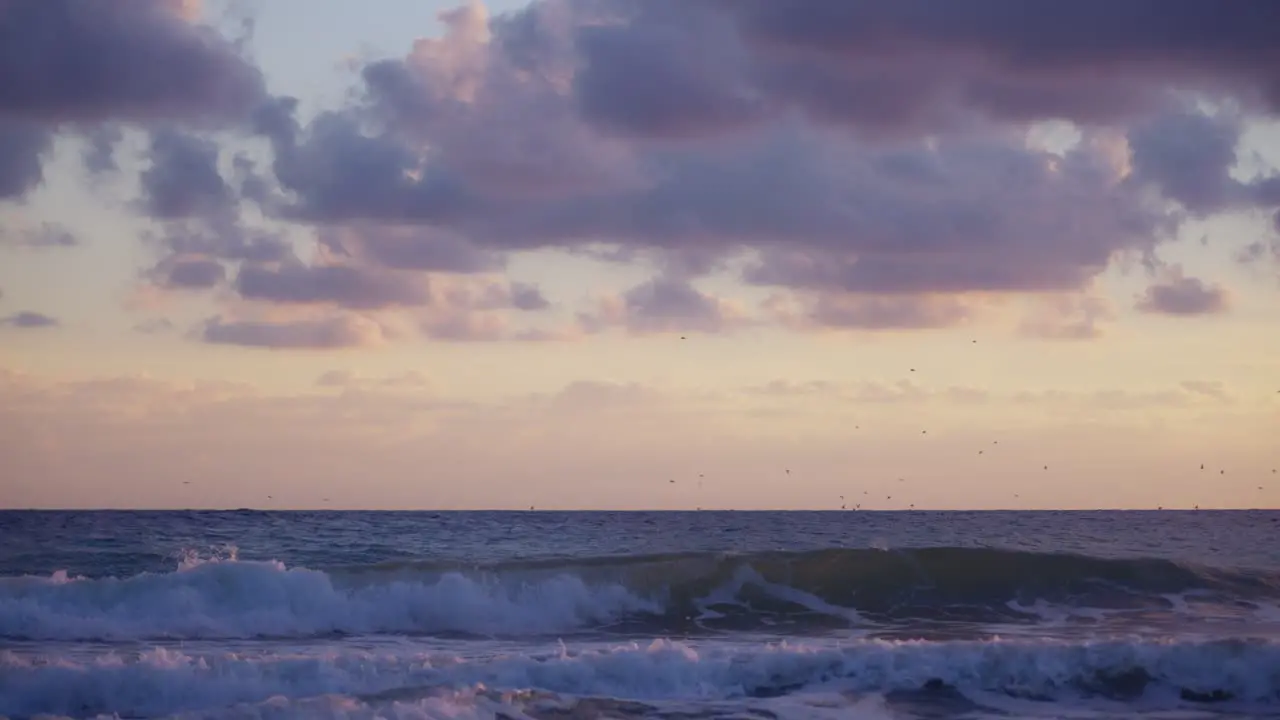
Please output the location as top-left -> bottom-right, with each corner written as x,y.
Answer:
656,353 -> 1276,512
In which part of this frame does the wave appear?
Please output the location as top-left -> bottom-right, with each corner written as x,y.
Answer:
2,547 -> 1278,641
3,638 -> 1279,718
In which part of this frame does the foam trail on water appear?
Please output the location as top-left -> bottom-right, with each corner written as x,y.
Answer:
3,638 -> 1280,718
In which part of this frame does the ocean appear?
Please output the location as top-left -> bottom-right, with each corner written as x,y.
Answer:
2,510 -> 1279,720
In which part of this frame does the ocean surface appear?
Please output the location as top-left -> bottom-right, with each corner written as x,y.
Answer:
2,510 -> 1280,720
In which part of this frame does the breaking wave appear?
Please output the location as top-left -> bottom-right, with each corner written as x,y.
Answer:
2,546 -> 1278,641
3,638 -> 1280,718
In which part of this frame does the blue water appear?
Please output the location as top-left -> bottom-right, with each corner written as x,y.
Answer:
3,510 -> 1280,719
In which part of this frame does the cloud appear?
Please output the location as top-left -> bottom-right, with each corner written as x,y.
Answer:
134,318 -> 176,335
317,225 -> 502,274
140,129 -> 235,218
82,125 -> 124,176
0,120 -> 53,201
580,275 -> 745,335
0,222 -> 79,249
201,314 -> 387,349
233,264 -> 432,310
716,0 -> 1280,131
1180,380 -> 1232,402
149,257 -> 227,290
746,379 -> 988,405
147,217 -> 295,264
254,2 -> 1279,310
764,292 -> 970,331
1124,108 -> 1252,216
1,312 -> 59,329
1018,294 -> 1114,341
8,0 -> 1280,351
414,276 -> 555,341
315,369 -> 431,391
0,1 -> 265,125
1135,267 -> 1230,316
0,1 -> 266,203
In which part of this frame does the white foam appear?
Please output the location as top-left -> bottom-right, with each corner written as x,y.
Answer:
3,636 -> 1279,719
0,559 -> 660,640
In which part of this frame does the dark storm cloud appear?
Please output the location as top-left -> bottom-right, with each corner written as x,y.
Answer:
1136,270 -> 1230,316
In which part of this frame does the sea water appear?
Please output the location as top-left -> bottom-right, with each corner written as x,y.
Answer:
2,509 -> 1279,719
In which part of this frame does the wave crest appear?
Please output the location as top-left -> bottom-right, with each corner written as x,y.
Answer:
2,547 -> 1277,641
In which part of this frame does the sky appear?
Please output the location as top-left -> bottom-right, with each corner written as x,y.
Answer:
1,0 -> 1278,511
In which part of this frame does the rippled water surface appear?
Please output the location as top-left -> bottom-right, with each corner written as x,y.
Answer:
3,510 -> 1279,719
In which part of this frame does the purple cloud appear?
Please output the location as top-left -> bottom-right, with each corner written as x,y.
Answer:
0,1 -> 265,125
251,3 -> 1280,312
201,315 -> 384,349
0,120 -> 52,200
1,312 -> 59,329
234,264 -> 432,310
149,257 -> 227,290
1136,269 -> 1230,316
0,223 -> 79,249
140,129 -> 234,219
148,217 -> 294,264
580,276 -> 740,335
317,226 -> 502,274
